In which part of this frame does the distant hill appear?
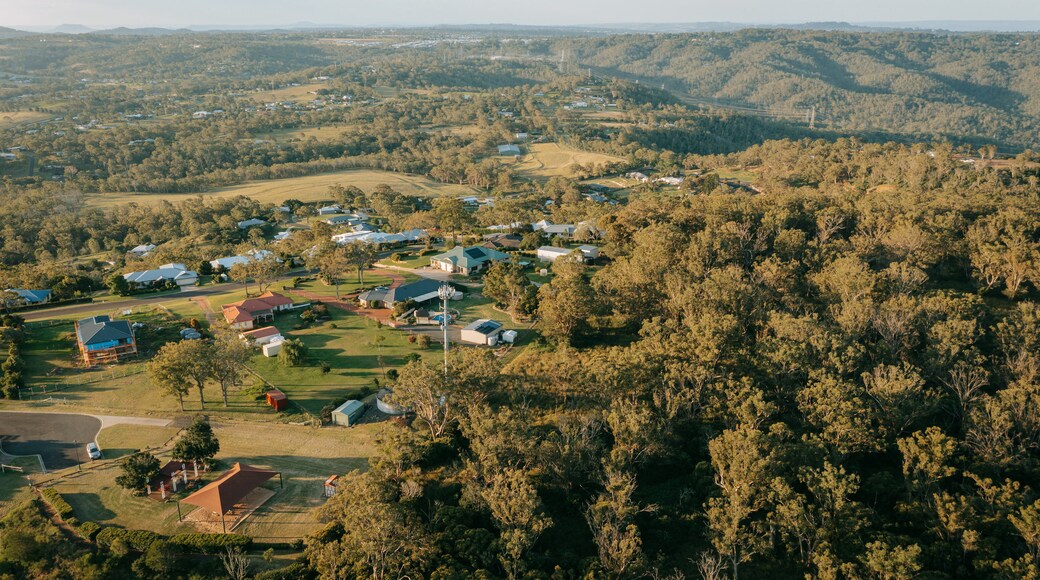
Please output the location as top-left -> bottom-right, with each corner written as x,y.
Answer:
51,24 -> 95,34
560,30 -> 1040,149
90,27 -> 189,36
0,27 -> 31,39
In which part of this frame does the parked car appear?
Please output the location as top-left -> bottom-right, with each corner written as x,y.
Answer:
86,442 -> 101,460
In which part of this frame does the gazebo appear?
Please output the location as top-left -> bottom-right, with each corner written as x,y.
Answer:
178,462 -> 282,532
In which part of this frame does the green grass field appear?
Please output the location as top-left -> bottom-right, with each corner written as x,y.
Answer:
248,308 -> 434,416
46,421 -> 377,540
377,251 -> 434,270
86,169 -> 482,208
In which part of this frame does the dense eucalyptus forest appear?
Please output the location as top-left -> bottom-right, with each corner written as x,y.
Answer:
3,25 -> 1040,580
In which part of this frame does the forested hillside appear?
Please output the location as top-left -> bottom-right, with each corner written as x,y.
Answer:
559,30 -> 1040,148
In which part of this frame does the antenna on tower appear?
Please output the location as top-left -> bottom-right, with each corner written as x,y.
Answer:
809,106 -> 817,129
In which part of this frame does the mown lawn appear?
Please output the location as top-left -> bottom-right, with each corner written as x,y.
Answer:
246,308 -> 434,416
47,421 -> 377,540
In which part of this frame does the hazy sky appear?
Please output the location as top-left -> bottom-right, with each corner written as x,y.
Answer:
5,0 -> 1040,28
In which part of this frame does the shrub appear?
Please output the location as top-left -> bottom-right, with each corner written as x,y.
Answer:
407,334 -> 417,343
40,488 -> 74,520
416,335 -> 432,349
254,561 -> 311,580
96,527 -> 162,552
77,520 -> 101,541
169,532 -> 252,554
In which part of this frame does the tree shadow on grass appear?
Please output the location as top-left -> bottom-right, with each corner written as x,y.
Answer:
62,492 -> 117,521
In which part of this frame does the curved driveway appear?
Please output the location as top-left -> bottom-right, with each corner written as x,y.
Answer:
0,411 -> 103,470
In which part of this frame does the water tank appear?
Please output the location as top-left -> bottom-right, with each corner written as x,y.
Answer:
488,335 -> 499,347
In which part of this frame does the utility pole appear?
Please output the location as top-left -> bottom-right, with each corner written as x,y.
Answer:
437,284 -> 453,378
809,106 -> 817,130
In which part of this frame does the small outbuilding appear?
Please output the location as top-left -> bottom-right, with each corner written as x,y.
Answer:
265,389 -> 288,411
262,339 -> 283,358
461,319 -> 504,346
331,400 -> 366,426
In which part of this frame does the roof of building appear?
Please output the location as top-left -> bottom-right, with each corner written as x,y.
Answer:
333,399 -> 365,416
237,218 -> 267,228
76,315 -> 134,346
123,265 -> 198,285
498,144 -> 521,155
129,244 -> 156,254
482,233 -> 522,249
240,326 -> 282,340
537,245 -> 572,255
387,278 -> 443,304
430,246 -> 510,270
463,319 -> 503,335
181,463 -> 278,515
7,289 -> 51,303
223,292 -> 293,317
358,287 -> 390,304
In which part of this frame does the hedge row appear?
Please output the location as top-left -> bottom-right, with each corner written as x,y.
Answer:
169,533 -> 252,554
95,527 -> 162,552
76,521 -> 101,541
40,488 -> 74,520
253,561 -> 311,580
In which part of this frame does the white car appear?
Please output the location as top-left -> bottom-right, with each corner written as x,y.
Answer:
86,442 -> 101,460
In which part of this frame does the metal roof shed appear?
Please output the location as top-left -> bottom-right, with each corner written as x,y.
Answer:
461,319 -> 504,345
332,400 -> 366,426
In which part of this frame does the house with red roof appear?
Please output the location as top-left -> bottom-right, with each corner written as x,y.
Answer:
222,291 -> 295,330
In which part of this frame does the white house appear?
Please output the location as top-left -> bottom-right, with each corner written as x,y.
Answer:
123,264 -> 199,288
237,218 -> 267,229
318,204 -> 342,215
461,319 -> 505,345
536,246 -> 598,263
210,249 -> 275,271
128,244 -> 156,257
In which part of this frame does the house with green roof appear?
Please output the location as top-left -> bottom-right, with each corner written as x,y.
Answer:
429,246 -> 510,275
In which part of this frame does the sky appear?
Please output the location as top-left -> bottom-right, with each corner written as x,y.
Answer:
4,0 -> 1040,29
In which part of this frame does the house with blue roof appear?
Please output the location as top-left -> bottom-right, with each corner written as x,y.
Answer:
5,289 -> 52,306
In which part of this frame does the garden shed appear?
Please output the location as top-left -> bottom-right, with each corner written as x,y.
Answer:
265,389 -> 288,411
331,400 -> 366,426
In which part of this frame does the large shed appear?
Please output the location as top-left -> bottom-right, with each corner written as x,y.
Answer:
461,319 -> 504,345
332,400 -> 366,426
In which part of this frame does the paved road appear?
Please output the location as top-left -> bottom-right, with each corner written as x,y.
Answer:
20,272 -> 308,322
0,411 -> 103,471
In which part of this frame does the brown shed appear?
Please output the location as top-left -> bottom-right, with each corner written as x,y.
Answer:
265,389 -> 288,411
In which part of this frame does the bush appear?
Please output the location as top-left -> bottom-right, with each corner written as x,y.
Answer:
40,488 -> 74,520
77,521 -> 101,541
96,527 -> 162,552
407,334 -> 417,343
254,561 -> 311,580
169,532 -> 252,554
416,335 -> 432,349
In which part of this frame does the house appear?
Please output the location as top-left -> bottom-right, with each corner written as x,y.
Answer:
626,171 -> 650,182
237,218 -> 267,229
461,319 -> 504,345
358,278 -> 444,309
325,215 -> 361,226
482,233 -> 523,251
655,176 -> 684,187
222,291 -> 295,330
123,264 -> 199,288
332,400 -> 366,426
542,224 -> 577,237
75,315 -> 137,365
430,246 -> 510,275
537,245 -> 599,263
497,144 -> 522,156
515,132 -> 529,140
5,289 -> 52,306
128,244 -> 156,257
273,231 -> 291,241
209,249 -> 275,271
318,204 -> 342,215
239,326 -> 283,346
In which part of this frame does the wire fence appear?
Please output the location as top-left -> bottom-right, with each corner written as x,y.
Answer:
18,365 -> 145,401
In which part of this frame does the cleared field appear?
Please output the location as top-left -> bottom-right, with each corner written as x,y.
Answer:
46,421 -> 376,539
0,111 -> 50,129
260,124 -> 358,141
511,143 -> 624,180
86,169 -> 482,208
252,82 -> 327,103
